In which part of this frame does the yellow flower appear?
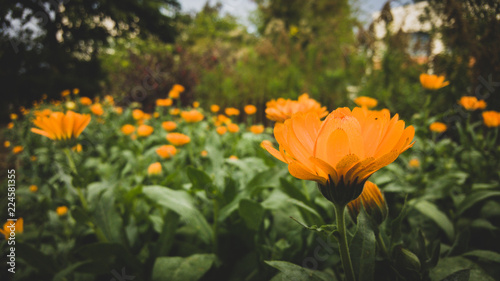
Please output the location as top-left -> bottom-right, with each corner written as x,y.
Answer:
263,107 -> 414,205
156,145 -> 177,159
132,109 -> 145,120
154,112 -> 160,118
29,185 -> 38,192
193,101 -> 200,108
429,122 -> 447,133
211,105 -> 220,113
409,158 -> 420,168
56,206 -> 68,216
347,181 -> 388,225
4,141 -> 10,148
227,123 -> 240,133
66,101 -> 76,110
137,125 -> 154,137
156,98 -> 173,107
266,93 -> 328,122
121,124 -> 135,135
61,89 -> 71,97
250,125 -> 264,134
419,73 -> 450,90
201,150 -> 208,157
354,96 -> 378,109
162,121 -> 177,132
244,105 -> 257,115
0,218 -> 23,240
216,126 -> 227,135
90,104 -> 104,116
72,144 -> 82,152
73,88 -> 80,94
482,111 -> 500,127
31,111 -> 91,141
225,107 -> 240,116
458,96 -> 486,111
13,146 -> 24,154
166,133 -> 191,146
181,110 -> 204,123
10,113 -> 18,120
80,97 -> 92,105
148,162 -> 162,175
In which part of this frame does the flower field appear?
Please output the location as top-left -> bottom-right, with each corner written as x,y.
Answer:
1,77 -> 499,281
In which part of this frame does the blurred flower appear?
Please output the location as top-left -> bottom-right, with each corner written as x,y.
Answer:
244,105 -> 257,115
72,144 -> 82,152
29,185 -> 38,192
181,110 -> 204,123
458,96 -> 486,111
61,89 -> 71,97
266,93 -> 328,122
216,114 -> 231,126
0,218 -> 23,240
193,101 -> 200,108
229,155 -> 238,160
429,122 -> 447,133
482,111 -> 500,127
30,156 -> 37,161
216,126 -> 227,135
162,121 -> 177,132
31,111 -> 91,141
347,181 -> 388,225
262,107 -> 414,205
419,74 -> 449,90
148,162 -> 162,175
201,150 -> 208,157
10,113 -> 18,120
80,97 -> 92,105
42,94 -> 47,99
211,105 -> 220,113
90,104 -> 104,116
167,133 -> 191,146
8,122 -> 14,129
104,95 -> 114,105
132,109 -> 145,120
170,108 -> 180,115
34,109 -> 52,117
154,112 -> 160,118
121,124 -> 135,135
56,206 -> 68,216
225,107 -> 240,116
354,96 -> 378,109
13,146 -> 23,154
73,88 -> 80,94
408,158 -> 420,168
143,113 -> 152,120
156,145 -> 177,159
168,84 -> 185,99
156,98 -> 173,107
66,101 -> 76,110
250,125 -> 264,134
114,107 -> 123,114
4,141 -> 10,148
227,123 -> 240,133
289,25 -> 299,36
137,125 -> 154,137
172,84 -> 185,93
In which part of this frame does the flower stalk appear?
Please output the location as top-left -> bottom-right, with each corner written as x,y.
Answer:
334,203 -> 356,281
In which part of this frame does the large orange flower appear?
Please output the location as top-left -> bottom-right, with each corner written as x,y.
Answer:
459,96 -> 487,111
156,145 -> 177,159
265,93 -> 328,122
262,107 -> 414,205
166,133 -> 191,146
31,111 -> 91,141
482,111 -> 500,127
419,74 -> 449,90
181,109 -> 204,123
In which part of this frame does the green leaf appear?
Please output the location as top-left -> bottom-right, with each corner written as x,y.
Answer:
285,198 -> 325,226
413,200 -> 454,241
430,257 -> 495,281
440,269 -> 470,281
53,261 -> 91,281
93,188 -> 125,243
463,250 -> 500,264
187,166 -> 214,193
16,243 -> 57,274
350,210 -> 376,281
152,254 -> 216,281
238,199 -> 265,230
265,260 -> 333,281
456,190 -> 500,216
143,185 -> 213,245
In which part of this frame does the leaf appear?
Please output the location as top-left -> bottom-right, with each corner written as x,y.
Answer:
463,250 -> 500,264
440,269 -> 470,281
93,188 -> 125,243
53,261 -> 91,281
265,260 -> 333,281
430,257 -> 495,281
350,210 -> 376,281
152,254 -> 216,281
143,185 -> 213,245
238,199 -> 265,230
187,166 -> 214,192
456,190 -> 500,216
413,200 -> 454,241
16,243 -> 57,274
285,198 -> 324,226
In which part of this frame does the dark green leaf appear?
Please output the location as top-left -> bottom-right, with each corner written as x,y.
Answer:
456,191 -> 500,216
265,260 -> 333,281
440,269 -> 470,281
350,210 -> 376,281
238,199 -> 265,230
413,200 -> 454,241
152,254 -> 216,281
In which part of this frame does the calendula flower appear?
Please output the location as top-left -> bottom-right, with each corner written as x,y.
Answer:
168,84 -> 185,99
458,96 -> 486,111
354,96 -> 378,109
263,107 -> 414,206
161,121 -> 176,132
31,111 -> 91,141
266,93 -> 328,122
244,105 -> 257,115
121,124 -> 135,135
156,145 -> 177,159
216,114 -> 231,126
29,185 -> 38,192
201,150 -> 208,157
211,105 -> 220,113
72,144 -> 82,152
216,126 -> 227,135
73,88 -> 80,94
143,113 -> 152,120
104,95 -> 114,105
408,158 -> 420,168
229,155 -> 238,160
34,109 -> 52,117
181,110 -> 204,123
13,146 -> 23,154
166,133 -> 191,146
137,125 -> 154,137
227,123 -> 240,133
419,73 -> 450,90
56,206 -> 68,216
80,97 -> 92,105
347,181 -> 388,225
90,104 -> 104,116
250,125 -> 264,134
10,113 -> 18,120
61,89 -> 71,97
429,122 -> 447,133
172,84 -> 185,92
225,107 -> 240,116
114,107 -> 123,114
4,141 -> 10,148
193,101 -> 200,108
148,162 -> 162,175
0,218 -> 23,239
8,122 -> 14,129
156,98 -> 173,107
154,112 -> 160,118
132,109 -> 145,120
482,111 -> 500,127
170,108 -> 180,115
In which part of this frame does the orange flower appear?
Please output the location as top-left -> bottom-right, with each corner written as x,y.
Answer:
244,105 -> 257,115
265,93 -> 328,122
34,109 -> 52,117
61,89 -> 71,97
7,122 -> 13,129
156,145 -> 177,159
482,111 -> 500,127
31,111 -> 91,141
13,146 -> 23,154
166,133 -> 191,146
229,155 -> 238,160
181,110 -> 204,123
260,140 -> 273,150
227,123 -> 240,133
154,112 -> 160,118
156,98 -> 173,107
137,125 -> 154,137
56,206 -> 68,216
419,73 -> 450,90
29,185 -> 38,192
132,109 -> 145,120
262,107 -> 414,205
429,122 -> 447,133
225,107 -> 240,116
114,107 -> 123,114
168,84 -> 185,99
148,162 -> 162,175
201,150 -> 208,157
0,218 -> 23,240
347,181 -> 388,225
216,126 -> 227,135
170,108 -> 180,115
458,96 -> 487,111
250,125 -> 264,134
354,96 -> 378,109
72,144 -> 82,152
73,88 -> 80,94
408,158 -> 420,168
193,101 -> 200,108
172,84 -> 185,93
211,105 -> 220,113
90,104 -> 104,116
4,141 -> 10,148
104,95 -> 114,105
162,121 -> 177,132
10,113 -> 18,120
80,97 -> 92,105
476,100 -> 487,110
121,124 -> 135,135
216,114 -> 231,125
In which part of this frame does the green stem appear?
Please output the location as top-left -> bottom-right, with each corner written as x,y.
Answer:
63,148 -> 88,210
212,199 -> 219,253
376,231 -> 389,258
335,204 -> 356,281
